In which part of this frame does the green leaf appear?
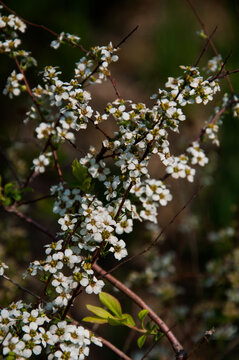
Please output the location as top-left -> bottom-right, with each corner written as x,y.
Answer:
82,316 -> 108,324
121,313 -> 136,327
72,159 -> 92,191
154,331 -> 164,342
5,351 -> 16,360
107,317 -> 125,326
138,309 -> 149,328
137,334 -> 147,349
86,304 -> 113,319
99,292 -> 122,317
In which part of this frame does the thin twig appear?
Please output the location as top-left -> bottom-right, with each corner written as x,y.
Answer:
208,51 -> 232,82
88,117 -> 112,140
4,206 -> 56,241
116,25 -> 139,48
194,25 -> 218,67
104,187 -> 201,276
108,75 -> 121,99
1,274 -> 41,300
99,336 -> 132,360
17,194 -> 53,206
51,145 -> 64,182
186,0 -> 234,94
141,339 -> 159,360
187,328 -> 215,359
0,147 -> 23,186
14,57 -> 45,123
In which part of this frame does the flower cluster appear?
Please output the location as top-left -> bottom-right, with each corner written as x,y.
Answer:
0,301 -> 101,360
3,70 -> 25,98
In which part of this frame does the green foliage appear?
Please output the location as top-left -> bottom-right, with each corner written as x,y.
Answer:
86,304 -> 113,319
138,309 -> 149,329
0,177 -> 23,206
137,334 -> 147,349
83,292 -> 162,349
99,291 -> 122,317
5,352 -> 16,360
72,159 -> 92,192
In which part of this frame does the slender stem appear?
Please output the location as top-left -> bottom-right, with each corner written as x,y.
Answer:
114,182 -> 134,221
51,145 -> 64,182
193,25 -> 218,67
93,263 -> 184,356
186,0 -> 234,94
4,206 -> 56,241
0,147 -> 23,186
1,274 -> 41,300
17,194 -> 53,206
187,328 -> 215,359
141,339 -> 159,360
88,117 -> 112,140
116,25 -> 139,48
104,187 -> 201,276
14,57 -> 45,123
99,336 -> 132,360
108,75 -> 121,99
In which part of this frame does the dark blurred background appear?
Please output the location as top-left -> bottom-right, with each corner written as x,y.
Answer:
1,1 -> 239,359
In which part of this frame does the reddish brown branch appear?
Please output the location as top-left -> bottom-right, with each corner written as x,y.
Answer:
108,75 -> 121,99
14,58 -> 45,123
93,263 -> 185,357
99,336 -> 132,360
51,146 -> 64,182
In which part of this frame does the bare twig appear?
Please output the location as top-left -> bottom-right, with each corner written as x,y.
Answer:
141,339 -> 159,360
194,25 -> 218,67
1,274 -> 41,300
15,57 -> 45,123
116,25 -> 139,48
105,187 -> 201,276
186,0 -> 234,94
187,328 -> 215,359
98,336 -> 132,360
51,145 -> 64,182
208,50 -> 232,82
17,194 -> 53,206
4,206 -> 56,241
0,147 -> 23,186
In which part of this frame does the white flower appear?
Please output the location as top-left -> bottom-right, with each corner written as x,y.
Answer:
84,276 -> 104,294
32,153 -> 50,173
0,260 -> 8,276
115,216 -> 133,234
109,239 -> 128,260
58,214 -> 78,231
